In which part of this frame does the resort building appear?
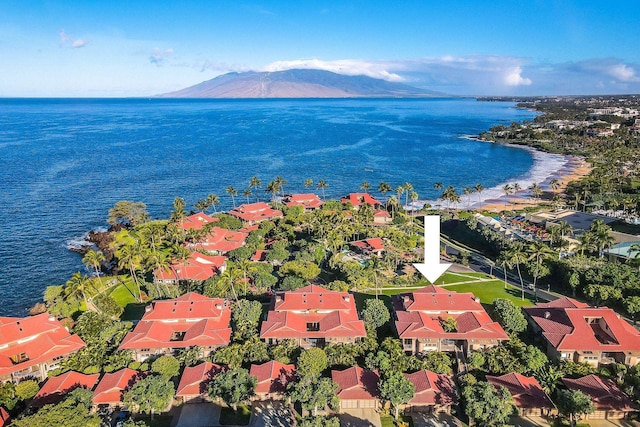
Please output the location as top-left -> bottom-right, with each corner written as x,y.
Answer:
393,285 -> 508,355
350,237 -> 385,257
92,368 -> 141,409
153,251 -> 226,284
32,371 -> 100,407
119,293 -> 232,362
249,360 -> 296,400
186,226 -> 248,254
332,366 -> 380,410
562,375 -> 637,420
402,370 -> 457,414
229,202 -> 283,225
180,212 -> 219,231
341,193 -> 383,209
282,194 -> 323,211
260,285 -> 367,348
176,362 -> 225,403
486,372 -> 555,417
524,297 -> 640,367
0,313 -> 86,383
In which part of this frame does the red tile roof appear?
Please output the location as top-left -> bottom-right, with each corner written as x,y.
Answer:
393,286 -> 508,341
562,375 -> 637,412
341,193 -> 383,208
92,368 -> 140,405
260,285 -> 366,340
176,362 -> 225,398
186,227 -> 248,253
251,250 -> 267,262
229,202 -> 283,223
0,313 -> 86,379
32,371 -> 100,407
524,301 -> 640,352
404,370 -> 457,406
180,212 -> 219,230
374,209 -> 391,218
486,373 -> 554,410
332,367 -> 379,400
119,293 -> 232,351
0,407 -> 9,427
351,238 -> 384,252
250,361 -> 296,395
154,252 -> 226,282
283,194 -> 324,210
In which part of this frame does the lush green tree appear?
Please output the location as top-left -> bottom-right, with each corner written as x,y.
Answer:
360,299 -> 390,331
93,294 -> 124,318
297,348 -> 328,380
208,368 -> 257,411
324,343 -> 361,368
15,380 -> 39,401
378,371 -> 415,419
268,339 -> 299,364
151,355 -> 180,380
176,346 -> 202,367
288,377 -> 340,416
242,337 -> 269,364
266,240 -> 290,264
231,299 -> 263,341
123,420 -> 149,427
0,382 -> 17,410
82,249 -> 105,278
211,343 -> 245,369
624,296 -> 640,324
585,284 -> 622,306
107,200 -> 149,227
279,260 -> 321,280
380,337 -> 408,373
463,381 -> 514,426
123,375 -> 175,417
440,316 -> 457,332
10,388 -> 100,427
492,298 -> 527,334
419,351 -> 453,374
299,415 -> 340,427
556,389 -> 595,427
280,275 -> 305,291
534,365 -> 563,395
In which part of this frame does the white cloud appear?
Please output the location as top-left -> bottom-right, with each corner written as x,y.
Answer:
59,29 -> 89,49
607,63 -> 638,82
58,29 -> 69,46
149,48 -> 174,66
71,39 -> 87,48
264,59 -> 405,82
504,66 -> 532,86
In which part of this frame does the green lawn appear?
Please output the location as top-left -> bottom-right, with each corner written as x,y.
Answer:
219,405 -> 251,426
106,278 -> 148,320
446,280 -> 536,307
380,415 -> 414,427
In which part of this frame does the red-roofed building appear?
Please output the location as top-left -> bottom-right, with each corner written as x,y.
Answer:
251,250 -> 267,262
283,194 -> 324,211
524,297 -> 640,367
180,212 -> 219,231
0,407 -> 9,427
486,372 -> 555,416
176,362 -> 225,403
0,313 -> 86,383
119,293 -> 232,362
229,202 -> 283,225
563,375 -> 637,420
92,368 -> 140,409
393,285 -> 508,355
32,371 -> 100,407
373,209 -> 392,225
260,285 -> 367,348
250,360 -> 296,400
350,238 -> 385,257
341,193 -> 383,209
186,227 -> 248,254
332,366 -> 380,410
403,370 -> 457,414
154,252 -> 227,284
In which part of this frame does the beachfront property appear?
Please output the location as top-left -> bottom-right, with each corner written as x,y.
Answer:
402,370 -> 457,414
282,193 -> 324,211
153,251 -> 226,284
526,209 -> 617,234
119,293 -> 232,362
604,240 -> 640,263
179,212 -> 219,231
0,313 -> 86,383
229,202 -> 283,225
185,226 -> 248,254
393,285 -> 508,355
562,375 -> 638,420
341,193 -> 392,224
259,285 -> 367,348
350,237 -> 385,257
486,372 -> 555,417
176,362 -> 225,403
524,297 -> 640,367
332,366 -> 380,410
249,360 -> 296,401
32,371 -> 100,407
92,368 -> 141,409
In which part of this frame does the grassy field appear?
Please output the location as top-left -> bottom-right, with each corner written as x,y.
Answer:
380,415 -> 414,427
219,405 -> 251,426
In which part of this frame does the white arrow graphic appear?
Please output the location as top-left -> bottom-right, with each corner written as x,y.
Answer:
413,215 -> 451,283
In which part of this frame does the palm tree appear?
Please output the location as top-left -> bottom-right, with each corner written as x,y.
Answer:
266,180 -> 281,201
65,272 -> 96,308
249,176 -> 262,201
496,252 -> 511,289
402,182 -> 413,208
529,183 -> 543,202
378,181 -> 392,209
206,193 -> 220,213
171,197 -> 186,224
217,268 -> 241,301
226,186 -> 238,208
274,176 -> 287,197
360,181 -> 371,192
506,245 -> 528,300
116,243 -> 143,302
502,184 -> 513,211
526,242 -> 555,291
243,189 -> 252,204
83,249 -> 105,278
316,179 -> 328,200
464,187 -> 473,210
550,178 -> 560,193
304,178 -> 314,189
474,183 -> 484,206
433,182 -> 443,191
194,199 -> 209,212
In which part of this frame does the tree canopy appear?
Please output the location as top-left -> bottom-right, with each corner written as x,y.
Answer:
208,368 -> 257,411
123,375 -> 175,416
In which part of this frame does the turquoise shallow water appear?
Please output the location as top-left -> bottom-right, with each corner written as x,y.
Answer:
0,98 -> 538,315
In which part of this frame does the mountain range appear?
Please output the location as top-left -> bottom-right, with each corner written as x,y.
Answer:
158,69 -> 444,98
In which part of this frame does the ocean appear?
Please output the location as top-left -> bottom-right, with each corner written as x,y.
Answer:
0,98 -> 563,315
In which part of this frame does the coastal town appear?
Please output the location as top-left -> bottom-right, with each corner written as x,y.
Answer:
2,96 -> 640,427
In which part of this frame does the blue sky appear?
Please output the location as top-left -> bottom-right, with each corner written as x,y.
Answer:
1,0 -> 640,96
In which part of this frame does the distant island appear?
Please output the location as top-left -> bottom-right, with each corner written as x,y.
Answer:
158,68 -> 445,98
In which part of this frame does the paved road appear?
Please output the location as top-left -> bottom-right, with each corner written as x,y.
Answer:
249,401 -> 292,427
